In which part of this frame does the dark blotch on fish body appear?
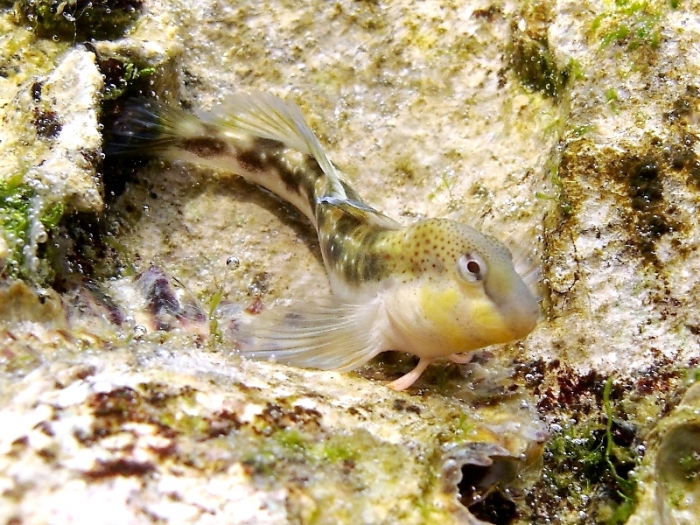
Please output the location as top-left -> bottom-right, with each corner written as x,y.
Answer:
181,137 -> 228,157
237,149 -> 266,172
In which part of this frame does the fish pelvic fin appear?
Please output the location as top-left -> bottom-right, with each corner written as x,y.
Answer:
213,92 -> 347,199
235,298 -> 383,372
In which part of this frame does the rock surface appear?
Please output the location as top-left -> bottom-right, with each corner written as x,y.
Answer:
627,379 -> 700,525
1,0 -> 700,523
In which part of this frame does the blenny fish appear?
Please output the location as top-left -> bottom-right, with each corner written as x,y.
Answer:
110,92 -> 539,390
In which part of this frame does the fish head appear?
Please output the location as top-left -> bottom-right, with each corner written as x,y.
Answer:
383,219 -> 539,357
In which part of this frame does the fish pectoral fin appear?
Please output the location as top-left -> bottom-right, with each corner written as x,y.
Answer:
317,196 -> 401,230
235,298 -> 383,372
213,92 -> 346,197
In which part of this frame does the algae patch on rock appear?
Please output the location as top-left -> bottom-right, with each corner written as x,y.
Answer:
0,22 -> 104,282
627,379 -> 700,524
509,0 -> 570,98
14,0 -> 143,41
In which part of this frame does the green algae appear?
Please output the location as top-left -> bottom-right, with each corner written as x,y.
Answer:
518,351 -> 700,524
320,437 -> 358,463
0,177 -> 32,278
677,449 -> 700,482
74,370 -> 538,524
525,377 -> 642,524
509,0 -> 570,98
14,0 -> 143,41
602,378 -> 637,524
206,286 -> 224,343
592,1 -> 662,51
428,170 -> 461,209
240,427 -> 363,477
40,202 -> 64,229
100,59 -> 156,101
0,176 -> 64,281
510,33 -> 568,98
604,88 -> 619,102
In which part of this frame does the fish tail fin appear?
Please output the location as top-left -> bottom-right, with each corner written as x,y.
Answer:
103,98 -> 194,157
235,298 -> 383,372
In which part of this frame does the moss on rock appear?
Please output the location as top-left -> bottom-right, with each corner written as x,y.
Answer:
510,0 -> 569,98
14,0 -> 143,40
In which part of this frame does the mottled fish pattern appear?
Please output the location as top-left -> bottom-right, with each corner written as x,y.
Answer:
109,92 -> 540,390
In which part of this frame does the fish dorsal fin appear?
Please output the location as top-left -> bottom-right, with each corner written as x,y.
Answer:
235,298 -> 383,372
318,196 -> 402,230
211,92 -> 347,199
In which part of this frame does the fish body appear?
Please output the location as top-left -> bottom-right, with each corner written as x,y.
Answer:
110,92 -> 539,390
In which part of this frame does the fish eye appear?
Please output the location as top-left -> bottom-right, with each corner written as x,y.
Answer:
457,253 -> 487,283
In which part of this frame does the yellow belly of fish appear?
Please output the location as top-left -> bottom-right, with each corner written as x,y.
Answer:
415,286 -> 511,357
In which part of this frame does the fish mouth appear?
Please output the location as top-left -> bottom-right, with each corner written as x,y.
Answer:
474,286 -> 539,343
490,292 -> 540,340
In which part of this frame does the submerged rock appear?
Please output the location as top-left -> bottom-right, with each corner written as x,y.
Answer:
2,0 -> 700,523
628,380 -> 700,525
0,20 -> 103,280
